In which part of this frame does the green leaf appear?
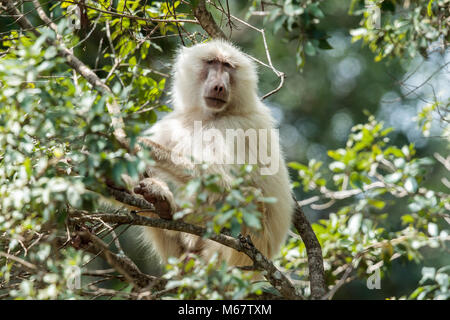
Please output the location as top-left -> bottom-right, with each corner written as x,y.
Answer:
329,161 -> 346,172
428,223 -> 438,237
401,214 -> 415,224
309,4 -> 324,19
304,41 -> 316,56
242,212 -> 261,230
288,162 -> 308,171
67,186 -> 82,208
318,39 -> 333,50
185,179 -> 201,197
404,177 -> 418,193
230,219 -> 242,237
420,267 -> 436,284
367,199 -> 385,209
348,213 -> 362,235
427,0 -> 435,16
328,149 -> 345,161
385,172 -> 402,184
24,158 -> 32,178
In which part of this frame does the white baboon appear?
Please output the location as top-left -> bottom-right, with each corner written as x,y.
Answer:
134,40 -> 294,266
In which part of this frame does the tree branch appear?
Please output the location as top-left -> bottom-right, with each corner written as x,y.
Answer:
292,198 -> 327,299
192,0 -> 226,39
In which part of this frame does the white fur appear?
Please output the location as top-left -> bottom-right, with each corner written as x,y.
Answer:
141,40 -> 294,266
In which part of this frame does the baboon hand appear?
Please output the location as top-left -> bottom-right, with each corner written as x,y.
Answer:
133,178 -> 176,220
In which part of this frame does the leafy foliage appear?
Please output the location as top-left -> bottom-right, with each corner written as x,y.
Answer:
248,0 -> 330,68
349,0 -> 449,61
286,116 -> 449,298
407,266 -> 450,300
163,253 -> 263,299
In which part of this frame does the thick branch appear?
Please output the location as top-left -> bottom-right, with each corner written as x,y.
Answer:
292,198 -> 327,299
192,0 -> 226,39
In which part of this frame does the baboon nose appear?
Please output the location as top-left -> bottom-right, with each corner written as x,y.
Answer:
214,84 -> 224,93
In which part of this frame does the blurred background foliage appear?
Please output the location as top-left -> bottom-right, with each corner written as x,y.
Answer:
0,0 -> 449,299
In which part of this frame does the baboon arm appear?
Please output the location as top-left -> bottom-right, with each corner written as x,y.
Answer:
137,137 -> 194,184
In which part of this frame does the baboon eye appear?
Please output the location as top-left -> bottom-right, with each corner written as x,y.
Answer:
206,59 -> 215,64
223,62 -> 232,68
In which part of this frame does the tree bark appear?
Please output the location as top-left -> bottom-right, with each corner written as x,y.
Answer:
193,0 -> 227,39
292,199 -> 327,299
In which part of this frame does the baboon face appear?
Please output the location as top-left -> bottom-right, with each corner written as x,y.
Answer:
200,57 -> 234,112
172,40 -> 257,114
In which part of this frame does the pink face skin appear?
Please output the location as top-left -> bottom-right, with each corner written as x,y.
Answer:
200,58 -> 235,112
